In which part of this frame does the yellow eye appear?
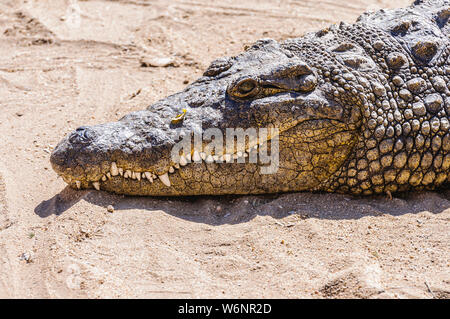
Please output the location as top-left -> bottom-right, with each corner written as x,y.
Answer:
231,78 -> 259,98
238,79 -> 256,94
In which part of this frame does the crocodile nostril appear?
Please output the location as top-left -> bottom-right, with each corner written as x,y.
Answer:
70,126 -> 94,143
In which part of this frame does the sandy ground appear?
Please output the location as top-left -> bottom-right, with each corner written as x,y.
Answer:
0,0 -> 448,299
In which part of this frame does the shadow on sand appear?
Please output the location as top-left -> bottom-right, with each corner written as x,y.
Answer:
34,185 -> 450,225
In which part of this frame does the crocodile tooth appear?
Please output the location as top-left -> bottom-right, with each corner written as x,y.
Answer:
200,152 -> 206,160
224,154 -> 232,163
144,172 -> 152,181
158,173 -> 171,187
111,162 -> 119,176
237,151 -> 243,158
118,168 -> 123,176
179,156 -> 188,166
205,155 -> 214,163
136,172 -> 141,181
185,154 -> 191,162
244,152 -> 248,158
174,163 -> 180,169
213,155 -> 219,162
152,173 -> 157,179
106,172 -> 111,179
101,175 -> 107,182
193,151 -> 201,162
142,173 -> 146,179
93,182 -> 100,190
169,166 -> 175,173
125,170 -> 131,178
131,171 -> 136,179
75,181 -> 81,189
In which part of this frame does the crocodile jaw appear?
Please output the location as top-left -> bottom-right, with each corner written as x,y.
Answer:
50,115 -> 358,196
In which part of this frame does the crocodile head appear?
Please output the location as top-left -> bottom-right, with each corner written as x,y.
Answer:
51,38 -> 364,195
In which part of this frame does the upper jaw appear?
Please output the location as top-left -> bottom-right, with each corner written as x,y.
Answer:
51,85 -> 338,172
49,95 -> 227,187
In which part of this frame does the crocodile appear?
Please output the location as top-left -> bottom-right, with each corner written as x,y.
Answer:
50,0 -> 450,196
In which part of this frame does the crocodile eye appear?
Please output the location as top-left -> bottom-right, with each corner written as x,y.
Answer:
238,79 -> 256,93
230,78 -> 259,98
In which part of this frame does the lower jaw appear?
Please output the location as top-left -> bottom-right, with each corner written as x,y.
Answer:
66,162 -> 269,196
92,178 -> 262,196
73,174 -> 304,196
65,161 -> 325,196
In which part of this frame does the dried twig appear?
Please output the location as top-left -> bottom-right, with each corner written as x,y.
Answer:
424,281 -> 435,299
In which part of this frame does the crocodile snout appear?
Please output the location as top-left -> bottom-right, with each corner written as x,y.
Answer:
50,111 -> 180,191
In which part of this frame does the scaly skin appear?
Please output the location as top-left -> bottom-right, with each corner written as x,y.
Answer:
51,0 -> 450,196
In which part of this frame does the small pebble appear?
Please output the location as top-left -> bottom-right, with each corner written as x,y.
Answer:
20,252 -> 32,263
107,205 -> 114,213
140,57 -> 176,67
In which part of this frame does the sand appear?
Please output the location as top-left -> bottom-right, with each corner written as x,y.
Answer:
0,0 -> 448,298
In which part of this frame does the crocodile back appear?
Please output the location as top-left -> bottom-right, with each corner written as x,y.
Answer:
314,0 -> 450,194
